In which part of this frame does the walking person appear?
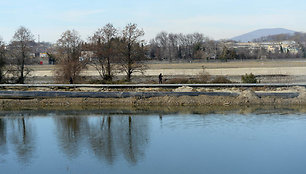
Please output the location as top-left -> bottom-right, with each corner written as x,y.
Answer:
69,77 -> 73,84
159,73 -> 163,84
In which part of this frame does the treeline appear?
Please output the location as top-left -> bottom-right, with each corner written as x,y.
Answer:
149,32 -> 217,61
0,23 -> 147,84
148,32 -> 306,62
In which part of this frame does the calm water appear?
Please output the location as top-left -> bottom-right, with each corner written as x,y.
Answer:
1,108 -> 306,174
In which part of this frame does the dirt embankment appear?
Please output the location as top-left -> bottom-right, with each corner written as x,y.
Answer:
1,86 -> 306,108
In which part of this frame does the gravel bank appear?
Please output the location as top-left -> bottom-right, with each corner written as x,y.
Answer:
0,86 -> 305,108
0,90 -> 305,108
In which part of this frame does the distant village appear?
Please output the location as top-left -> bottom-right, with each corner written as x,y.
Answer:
223,40 -> 302,59
229,41 -> 299,55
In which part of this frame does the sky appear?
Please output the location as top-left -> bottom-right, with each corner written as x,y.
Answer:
0,0 -> 305,43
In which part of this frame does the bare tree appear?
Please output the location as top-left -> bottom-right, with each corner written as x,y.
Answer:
119,23 -> 147,82
0,37 -> 6,83
148,39 -> 162,60
151,32 -> 212,61
200,39 -> 217,60
155,32 -> 169,60
168,33 -> 179,62
90,23 -> 117,81
8,27 -> 34,84
55,30 -> 87,84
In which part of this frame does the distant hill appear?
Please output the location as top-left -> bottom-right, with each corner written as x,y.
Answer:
231,28 -> 296,42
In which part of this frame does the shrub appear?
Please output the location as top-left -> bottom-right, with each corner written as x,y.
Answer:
241,73 -> 257,83
196,67 -> 211,83
166,78 -> 190,84
210,76 -> 232,83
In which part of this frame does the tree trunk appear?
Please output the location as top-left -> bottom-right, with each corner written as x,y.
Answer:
19,51 -> 25,84
106,42 -> 112,80
127,43 -> 132,82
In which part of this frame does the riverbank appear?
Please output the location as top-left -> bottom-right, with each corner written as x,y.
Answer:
1,104 -> 306,116
0,86 -> 306,108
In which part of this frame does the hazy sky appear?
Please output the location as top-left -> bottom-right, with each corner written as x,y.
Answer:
0,0 -> 305,43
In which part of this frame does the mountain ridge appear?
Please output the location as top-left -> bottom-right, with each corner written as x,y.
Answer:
231,28 -> 296,42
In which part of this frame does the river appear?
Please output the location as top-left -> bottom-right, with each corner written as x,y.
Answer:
1,107 -> 306,174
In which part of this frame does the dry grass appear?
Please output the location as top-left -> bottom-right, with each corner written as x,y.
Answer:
28,59 -> 306,79
210,76 -> 233,84
148,59 -> 306,69
165,78 -> 190,84
30,59 -> 306,71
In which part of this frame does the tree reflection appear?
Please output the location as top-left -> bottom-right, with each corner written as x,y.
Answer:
0,118 -> 7,155
88,115 -> 149,164
9,117 -> 35,164
55,115 -> 150,165
88,116 -> 116,164
54,116 -> 88,158
118,116 -> 149,164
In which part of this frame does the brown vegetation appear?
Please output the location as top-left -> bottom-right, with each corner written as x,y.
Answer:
55,30 -> 88,84
0,91 -> 305,108
7,26 -> 34,84
211,76 -> 233,83
89,23 -> 117,81
119,23 -> 147,81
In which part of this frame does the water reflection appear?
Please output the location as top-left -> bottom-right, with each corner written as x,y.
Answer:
10,117 -> 36,164
1,105 -> 306,173
0,118 -> 7,155
54,115 -> 149,164
87,116 -> 116,164
0,116 -> 36,164
116,116 -> 149,164
55,116 -> 87,158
